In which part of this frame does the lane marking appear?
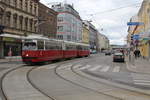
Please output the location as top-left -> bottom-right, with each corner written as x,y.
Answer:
112,66 -> 120,72
134,82 -> 150,86
58,64 -> 72,70
38,64 -> 57,69
134,80 -> 150,83
80,65 -> 92,70
74,64 -> 82,69
131,65 -> 136,68
88,65 -> 102,71
100,66 -> 110,72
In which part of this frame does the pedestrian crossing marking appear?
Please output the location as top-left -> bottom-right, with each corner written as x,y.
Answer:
132,73 -> 150,86
100,66 -> 110,72
88,65 -> 102,71
80,65 -> 92,70
112,66 -> 120,72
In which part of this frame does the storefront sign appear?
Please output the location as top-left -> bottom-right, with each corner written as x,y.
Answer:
3,37 -> 21,42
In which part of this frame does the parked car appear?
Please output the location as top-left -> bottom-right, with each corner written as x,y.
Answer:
105,51 -> 111,55
113,52 -> 125,62
90,50 -> 97,54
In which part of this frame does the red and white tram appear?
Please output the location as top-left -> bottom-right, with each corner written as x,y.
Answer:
21,35 -> 90,64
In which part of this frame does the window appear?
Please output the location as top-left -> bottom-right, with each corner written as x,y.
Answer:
25,0 -> 28,11
25,18 -> 28,30
23,42 -> 36,50
19,0 -> 23,9
30,2 -> 33,13
66,44 -> 76,50
13,0 -> 17,6
5,12 -> 11,26
34,4 -> 37,14
19,16 -> 23,30
13,14 -> 17,28
0,14 -> 2,24
6,0 -> 10,5
29,19 -> 33,31
45,41 -> 62,50
57,26 -> 63,31
67,35 -> 71,41
0,8 -> 4,25
57,35 -> 63,40
37,41 -> 44,50
58,17 -> 63,22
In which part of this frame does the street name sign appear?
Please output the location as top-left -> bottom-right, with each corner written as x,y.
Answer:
127,22 -> 144,26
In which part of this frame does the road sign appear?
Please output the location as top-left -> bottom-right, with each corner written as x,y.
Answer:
127,22 -> 144,26
143,37 -> 150,41
132,34 -> 140,40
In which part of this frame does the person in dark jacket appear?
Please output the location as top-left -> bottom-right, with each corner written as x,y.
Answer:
134,49 -> 140,59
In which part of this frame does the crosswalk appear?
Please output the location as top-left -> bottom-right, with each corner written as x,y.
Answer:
77,64 -> 121,72
131,73 -> 150,86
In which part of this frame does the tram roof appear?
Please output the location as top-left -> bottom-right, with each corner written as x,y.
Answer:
24,35 -> 89,46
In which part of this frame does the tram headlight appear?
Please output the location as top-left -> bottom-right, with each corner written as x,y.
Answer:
26,54 -> 29,57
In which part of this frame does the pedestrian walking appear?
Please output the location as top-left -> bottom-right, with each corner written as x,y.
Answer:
8,47 -> 12,61
134,49 -> 140,59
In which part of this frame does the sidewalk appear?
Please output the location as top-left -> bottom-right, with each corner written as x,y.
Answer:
126,56 -> 150,74
0,56 -> 22,63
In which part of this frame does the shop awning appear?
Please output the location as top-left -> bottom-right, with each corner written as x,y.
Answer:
0,33 -> 24,39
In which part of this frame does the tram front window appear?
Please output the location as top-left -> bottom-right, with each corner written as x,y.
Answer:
23,42 -> 36,50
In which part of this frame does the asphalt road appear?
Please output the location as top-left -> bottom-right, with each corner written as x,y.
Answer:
2,54 -> 150,100
28,54 -> 150,100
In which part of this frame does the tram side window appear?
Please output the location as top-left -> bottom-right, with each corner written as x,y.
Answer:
37,41 -> 44,50
66,45 -> 76,50
45,41 -> 62,50
77,45 -> 82,50
23,42 -> 36,50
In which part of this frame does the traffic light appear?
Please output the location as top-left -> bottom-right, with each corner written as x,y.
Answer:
0,25 -> 5,34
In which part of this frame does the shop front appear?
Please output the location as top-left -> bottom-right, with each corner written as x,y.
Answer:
3,37 -> 22,57
0,33 -> 23,58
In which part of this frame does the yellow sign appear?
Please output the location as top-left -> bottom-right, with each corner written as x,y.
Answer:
3,37 -> 16,42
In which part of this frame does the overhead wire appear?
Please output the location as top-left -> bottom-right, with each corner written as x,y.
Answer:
87,2 -> 143,44
88,2 -> 142,16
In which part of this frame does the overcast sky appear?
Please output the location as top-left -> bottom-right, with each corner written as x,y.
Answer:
40,0 -> 143,45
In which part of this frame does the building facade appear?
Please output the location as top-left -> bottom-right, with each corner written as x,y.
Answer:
51,3 -> 82,42
82,21 -> 89,44
127,0 -> 150,59
38,3 -> 57,38
97,33 -> 110,52
0,0 -> 39,58
82,20 -> 98,50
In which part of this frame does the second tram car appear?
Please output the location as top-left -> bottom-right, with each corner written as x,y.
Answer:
22,35 -> 90,64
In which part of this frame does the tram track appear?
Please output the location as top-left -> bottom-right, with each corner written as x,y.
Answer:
54,62 -> 123,100
27,67 -> 56,100
25,56 -> 121,100
0,65 -> 25,100
1,65 -> 55,100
